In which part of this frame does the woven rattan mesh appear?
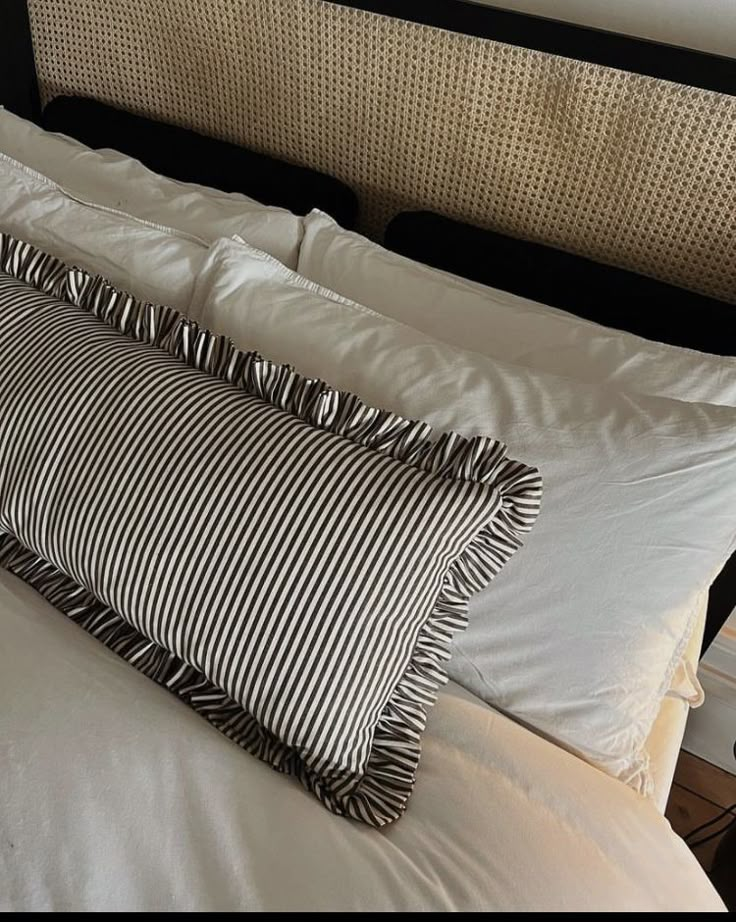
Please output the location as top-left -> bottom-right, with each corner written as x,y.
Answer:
28,0 -> 736,301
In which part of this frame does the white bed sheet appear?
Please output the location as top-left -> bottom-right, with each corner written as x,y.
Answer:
0,570 -> 724,912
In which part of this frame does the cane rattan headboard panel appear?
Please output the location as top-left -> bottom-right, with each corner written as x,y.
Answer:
25,0 -> 736,301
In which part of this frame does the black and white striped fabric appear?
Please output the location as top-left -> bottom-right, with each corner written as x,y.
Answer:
0,234 -> 542,825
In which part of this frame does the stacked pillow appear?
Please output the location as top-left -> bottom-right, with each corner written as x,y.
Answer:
297,210 -> 736,407
0,108 -> 304,311
188,233 -> 736,792
0,153 -> 205,310
0,108 -> 303,269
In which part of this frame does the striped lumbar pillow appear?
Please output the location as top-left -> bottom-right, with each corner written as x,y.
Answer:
0,234 -> 541,825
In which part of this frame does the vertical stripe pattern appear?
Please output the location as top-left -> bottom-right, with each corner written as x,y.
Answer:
0,234 -> 542,825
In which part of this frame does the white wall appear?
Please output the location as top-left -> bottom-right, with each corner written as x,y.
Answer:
471,0 -> 736,57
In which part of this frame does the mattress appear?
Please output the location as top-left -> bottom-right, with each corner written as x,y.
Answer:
0,569 -> 724,912
647,598 -> 707,812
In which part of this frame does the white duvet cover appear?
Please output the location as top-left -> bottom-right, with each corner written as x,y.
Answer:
0,570 -> 724,912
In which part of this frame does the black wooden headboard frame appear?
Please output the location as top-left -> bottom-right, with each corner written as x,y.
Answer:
4,0 -> 734,118
2,0 -> 734,649
1,0 -> 40,122
332,0 -> 736,92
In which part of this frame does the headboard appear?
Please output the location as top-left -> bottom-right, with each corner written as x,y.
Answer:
18,0 -> 736,303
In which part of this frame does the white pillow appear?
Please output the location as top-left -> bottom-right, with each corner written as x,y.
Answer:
0,153 -> 205,310
0,108 -> 303,269
190,237 -> 736,792
297,210 -> 736,407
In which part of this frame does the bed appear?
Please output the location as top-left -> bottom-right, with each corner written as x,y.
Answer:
1,0 -> 734,912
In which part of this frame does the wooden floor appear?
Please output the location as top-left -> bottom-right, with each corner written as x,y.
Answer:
666,751 -> 736,873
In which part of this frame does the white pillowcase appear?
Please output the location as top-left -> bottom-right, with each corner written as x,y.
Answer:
0,108 -> 303,269
297,210 -> 736,407
0,153 -> 205,310
189,237 -> 736,792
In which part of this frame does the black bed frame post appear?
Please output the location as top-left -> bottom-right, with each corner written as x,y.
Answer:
1,0 -> 41,122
